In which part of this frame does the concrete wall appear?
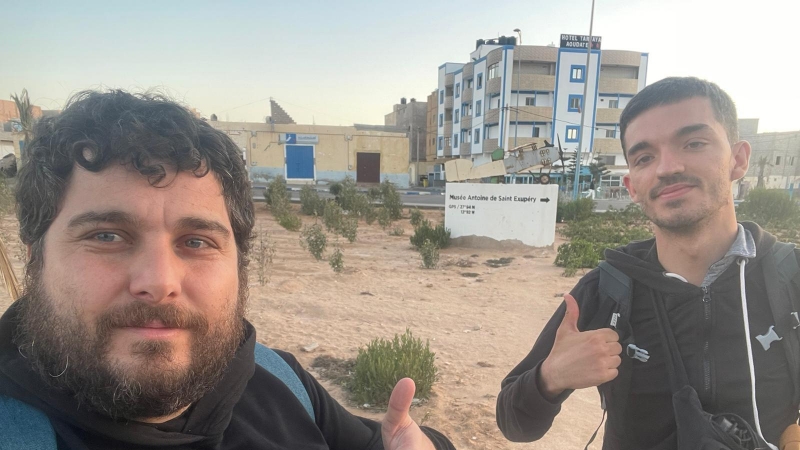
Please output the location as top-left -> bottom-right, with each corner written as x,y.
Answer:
210,122 -> 410,187
0,131 -> 23,159
0,100 -> 43,124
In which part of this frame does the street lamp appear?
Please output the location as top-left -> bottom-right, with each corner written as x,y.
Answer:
513,29 -> 522,149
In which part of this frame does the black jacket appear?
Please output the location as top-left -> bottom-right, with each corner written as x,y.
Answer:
496,222 -> 800,449
0,302 -> 455,450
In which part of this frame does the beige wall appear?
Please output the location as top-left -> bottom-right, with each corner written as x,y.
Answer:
210,122 -> 410,186
0,100 -> 42,123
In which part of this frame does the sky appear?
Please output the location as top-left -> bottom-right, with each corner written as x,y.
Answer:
2,0 -> 799,132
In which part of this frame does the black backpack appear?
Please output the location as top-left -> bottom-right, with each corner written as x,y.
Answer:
587,242 -> 800,448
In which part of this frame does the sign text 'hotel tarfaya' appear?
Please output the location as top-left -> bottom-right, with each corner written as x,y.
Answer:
560,34 -> 602,50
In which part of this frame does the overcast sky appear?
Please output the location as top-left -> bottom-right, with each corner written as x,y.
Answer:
2,0 -> 798,132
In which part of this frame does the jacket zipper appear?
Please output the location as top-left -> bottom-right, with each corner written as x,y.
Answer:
702,286 -> 712,395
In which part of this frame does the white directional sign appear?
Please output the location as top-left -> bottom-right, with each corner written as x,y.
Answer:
445,183 -> 559,247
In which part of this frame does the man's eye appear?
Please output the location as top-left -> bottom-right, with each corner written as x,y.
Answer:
94,232 -> 122,242
635,155 -> 653,166
185,239 -> 209,249
687,141 -> 706,149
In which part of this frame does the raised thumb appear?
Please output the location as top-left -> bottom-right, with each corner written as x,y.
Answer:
559,294 -> 580,333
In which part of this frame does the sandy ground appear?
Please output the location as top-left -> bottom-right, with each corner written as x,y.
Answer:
0,208 -> 606,449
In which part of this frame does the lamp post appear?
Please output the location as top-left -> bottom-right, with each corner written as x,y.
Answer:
513,28 -> 522,149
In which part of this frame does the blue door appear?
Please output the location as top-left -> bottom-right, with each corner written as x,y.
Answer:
286,145 -> 314,179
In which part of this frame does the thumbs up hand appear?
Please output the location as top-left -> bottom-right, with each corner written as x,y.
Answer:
381,378 -> 436,450
539,294 -> 623,400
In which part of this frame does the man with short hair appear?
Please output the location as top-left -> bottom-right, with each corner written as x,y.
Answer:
496,77 -> 800,449
0,90 -> 455,449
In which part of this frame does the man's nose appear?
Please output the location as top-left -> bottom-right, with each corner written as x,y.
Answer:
128,240 -> 183,304
655,149 -> 685,178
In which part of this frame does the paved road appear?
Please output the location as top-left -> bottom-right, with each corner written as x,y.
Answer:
251,186 -> 632,211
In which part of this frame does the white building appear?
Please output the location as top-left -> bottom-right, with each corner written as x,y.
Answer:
436,34 -> 648,187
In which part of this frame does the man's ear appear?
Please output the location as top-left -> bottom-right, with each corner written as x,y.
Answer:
622,174 -> 640,203
730,140 -> 751,181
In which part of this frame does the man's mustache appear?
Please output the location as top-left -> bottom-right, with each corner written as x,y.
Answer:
95,302 -> 209,336
649,175 -> 702,200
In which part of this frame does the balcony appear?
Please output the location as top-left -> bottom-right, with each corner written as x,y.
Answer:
595,108 -> 622,124
484,138 -> 499,152
601,50 -> 642,67
443,143 -> 453,157
443,122 -> 452,138
461,88 -> 473,103
484,108 -> 500,125
598,77 -> 638,95
486,77 -> 502,95
593,138 -> 624,154
460,143 -> 471,156
445,73 -> 454,87
509,106 -> 552,123
460,115 -> 472,130
463,64 -> 474,78
444,96 -> 453,109
510,74 -> 555,92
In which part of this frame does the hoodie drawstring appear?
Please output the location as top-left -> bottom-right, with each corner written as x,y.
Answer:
737,258 -> 778,450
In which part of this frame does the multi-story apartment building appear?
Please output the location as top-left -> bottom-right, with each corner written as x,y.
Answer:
384,97 -> 429,162
435,35 -> 648,184
738,119 -> 800,195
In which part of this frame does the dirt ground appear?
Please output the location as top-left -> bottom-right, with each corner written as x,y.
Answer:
0,207 -> 606,449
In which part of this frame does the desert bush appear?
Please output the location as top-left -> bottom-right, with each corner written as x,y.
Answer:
323,201 -> 345,232
389,226 -> 405,236
339,217 -> 358,243
367,187 -> 382,201
557,198 -> 595,222
350,193 -> 374,220
265,176 -> 290,212
352,329 -> 437,406
419,239 -> 440,269
410,220 -> 450,249
300,223 -> 327,260
331,176 -> 360,211
737,189 -> 800,228
409,208 -> 424,228
377,207 -> 393,229
555,240 -> 603,277
253,227 -> 276,285
329,247 -> 344,273
277,213 -> 302,232
379,180 -> 403,220
300,185 -> 324,216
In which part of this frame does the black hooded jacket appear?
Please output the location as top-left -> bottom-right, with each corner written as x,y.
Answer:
497,222 -> 800,449
0,302 -> 455,450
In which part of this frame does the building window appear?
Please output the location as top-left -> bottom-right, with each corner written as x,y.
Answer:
454,134 -> 459,147
600,175 -> 622,187
609,99 -> 619,109
776,155 -> 782,165
566,126 -> 580,142
525,96 -> 536,106
605,129 -> 616,138
455,110 -> 460,123
444,136 -> 451,148
488,63 -> 500,80
532,126 -> 540,138
476,100 -> 482,117
466,79 -> 473,89
456,83 -> 460,98
477,73 -> 483,89
568,94 -> 583,112
463,103 -> 472,116
439,90 -> 444,104
570,65 -> 585,82
475,128 -> 481,144
439,113 -> 443,127
438,137 -> 443,150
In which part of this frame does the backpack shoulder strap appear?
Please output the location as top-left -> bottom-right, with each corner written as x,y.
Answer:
254,343 -> 314,419
598,261 -> 633,321
764,242 -> 800,407
0,395 -> 57,450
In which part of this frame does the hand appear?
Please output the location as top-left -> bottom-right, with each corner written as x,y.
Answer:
539,294 -> 622,399
381,378 -> 436,450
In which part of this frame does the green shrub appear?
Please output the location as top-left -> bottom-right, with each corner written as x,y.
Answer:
409,208 -> 424,228
254,227 -> 276,285
265,176 -> 290,212
419,239 -> 440,269
350,193 -> 374,220
323,201 -> 344,232
377,207 -> 393,229
555,240 -> 602,277
389,226 -> 405,236
737,189 -> 800,228
300,223 -> 327,260
410,220 -> 450,249
300,185 -> 324,216
329,247 -> 344,273
332,176 -> 360,211
367,187 -> 382,201
379,180 -> 404,220
352,329 -> 437,406
557,198 -> 595,222
339,217 -> 358,243
277,212 -> 302,231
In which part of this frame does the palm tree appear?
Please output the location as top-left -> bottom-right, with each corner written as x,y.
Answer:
10,89 -> 36,161
756,155 -> 771,188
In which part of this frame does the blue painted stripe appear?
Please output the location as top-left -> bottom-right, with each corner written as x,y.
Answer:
559,48 -> 601,55
473,55 -> 488,64
552,49 -> 562,142
499,47 -> 509,147
589,49 -> 602,154
599,93 -> 635,98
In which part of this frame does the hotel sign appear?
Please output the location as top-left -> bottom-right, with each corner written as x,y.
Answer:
560,34 -> 602,50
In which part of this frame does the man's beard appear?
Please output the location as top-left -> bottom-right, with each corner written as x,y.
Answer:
640,173 -> 727,233
13,263 -> 248,421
